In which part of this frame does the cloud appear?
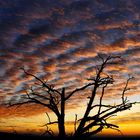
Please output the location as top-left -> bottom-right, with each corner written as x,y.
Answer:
0,0 -> 140,119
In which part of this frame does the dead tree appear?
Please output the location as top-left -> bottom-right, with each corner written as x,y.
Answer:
73,55 -> 137,138
8,55 -> 137,139
8,69 -> 92,138
9,68 -> 67,138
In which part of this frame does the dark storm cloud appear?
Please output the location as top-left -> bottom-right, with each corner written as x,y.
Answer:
0,0 -> 140,116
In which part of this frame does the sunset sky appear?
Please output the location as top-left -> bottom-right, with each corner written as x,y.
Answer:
0,0 -> 140,137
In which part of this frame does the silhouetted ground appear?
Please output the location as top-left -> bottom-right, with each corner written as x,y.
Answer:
0,132 -> 140,140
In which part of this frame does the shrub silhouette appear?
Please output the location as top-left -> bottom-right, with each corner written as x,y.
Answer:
9,55 -> 138,139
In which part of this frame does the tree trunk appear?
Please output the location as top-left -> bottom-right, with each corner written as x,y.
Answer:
58,116 -> 65,138
58,88 -> 66,139
74,86 -> 98,137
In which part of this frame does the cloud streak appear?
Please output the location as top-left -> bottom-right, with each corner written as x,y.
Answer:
0,0 -> 140,119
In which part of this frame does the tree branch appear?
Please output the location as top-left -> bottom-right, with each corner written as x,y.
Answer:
74,114 -> 78,133
97,83 -> 108,116
122,76 -> 133,104
65,82 -> 94,101
21,68 -> 61,95
81,126 -> 104,138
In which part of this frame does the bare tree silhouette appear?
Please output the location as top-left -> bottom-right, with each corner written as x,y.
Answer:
73,55 -> 136,138
9,55 -> 138,139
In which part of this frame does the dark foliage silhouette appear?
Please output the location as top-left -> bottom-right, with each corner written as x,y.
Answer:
9,55 -> 138,139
